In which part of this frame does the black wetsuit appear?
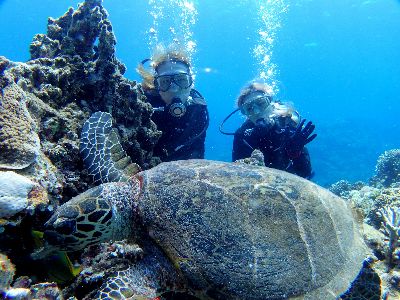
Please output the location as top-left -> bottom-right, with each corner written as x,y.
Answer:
146,89 -> 208,162
232,117 -> 312,178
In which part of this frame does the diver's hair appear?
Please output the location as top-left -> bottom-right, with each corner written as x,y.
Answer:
270,102 -> 300,124
237,80 -> 298,122
137,43 -> 192,90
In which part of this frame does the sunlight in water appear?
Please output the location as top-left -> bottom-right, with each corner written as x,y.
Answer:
146,0 -> 287,83
147,0 -> 198,63
253,0 -> 289,94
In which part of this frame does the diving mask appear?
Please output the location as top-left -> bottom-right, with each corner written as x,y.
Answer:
240,95 -> 272,116
154,73 -> 193,92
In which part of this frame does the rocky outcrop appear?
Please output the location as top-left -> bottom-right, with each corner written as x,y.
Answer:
0,0 -> 160,287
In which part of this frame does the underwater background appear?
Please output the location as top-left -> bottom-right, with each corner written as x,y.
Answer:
1,0 -> 399,186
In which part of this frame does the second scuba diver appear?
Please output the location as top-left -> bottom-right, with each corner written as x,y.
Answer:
220,81 -> 317,179
137,44 -> 209,162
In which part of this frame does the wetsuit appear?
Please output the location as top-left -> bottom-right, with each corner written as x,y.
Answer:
146,89 -> 208,162
232,116 -> 312,178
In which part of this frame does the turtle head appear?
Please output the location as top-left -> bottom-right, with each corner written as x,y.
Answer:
44,180 -> 141,252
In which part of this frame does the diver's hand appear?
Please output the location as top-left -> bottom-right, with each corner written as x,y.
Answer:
285,119 -> 317,158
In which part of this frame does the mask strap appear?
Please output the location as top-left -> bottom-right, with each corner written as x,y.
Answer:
141,58 -> 152,66
219,108 -> 241,135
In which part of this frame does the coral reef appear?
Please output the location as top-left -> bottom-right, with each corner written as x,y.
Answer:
371,149 -> 400,188
329,149 -> 400,299
1,0 -> 160,205
330,182 -> 400,229
328,179 -> 366,198
0,0 -> 161,291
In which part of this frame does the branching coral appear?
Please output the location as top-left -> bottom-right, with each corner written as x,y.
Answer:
377,206 -> 400,270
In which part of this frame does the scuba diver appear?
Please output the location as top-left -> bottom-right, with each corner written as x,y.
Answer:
220,81 -> 317,179
137,44 -> 209,162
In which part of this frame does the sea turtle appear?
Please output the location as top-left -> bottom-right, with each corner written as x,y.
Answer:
43,112 -> 370,299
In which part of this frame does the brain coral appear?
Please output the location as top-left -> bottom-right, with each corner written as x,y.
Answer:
0,79 -> 40,169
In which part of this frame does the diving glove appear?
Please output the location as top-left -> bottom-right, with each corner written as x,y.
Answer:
285,119 -> 317,159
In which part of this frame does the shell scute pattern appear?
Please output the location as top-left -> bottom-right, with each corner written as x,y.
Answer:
80,197 -> 98,214
59,205 -> 80,219
45,149 -> 369,299
88,209 -> 108,223
136,160 -> 368,299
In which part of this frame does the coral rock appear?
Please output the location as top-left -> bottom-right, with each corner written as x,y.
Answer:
0,253 -> 15,291
30,282 -> 62,299
0,79 -> 40,169
0,171 -> 36,218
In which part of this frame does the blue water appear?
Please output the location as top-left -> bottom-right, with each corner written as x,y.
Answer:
1,0 -> 399,186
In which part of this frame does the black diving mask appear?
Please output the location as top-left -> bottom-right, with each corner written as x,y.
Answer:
219,95 -> 273,135
240,95 -> 272,116
154,73 -> 193,92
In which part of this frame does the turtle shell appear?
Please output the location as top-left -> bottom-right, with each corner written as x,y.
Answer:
137,160 -> 367,300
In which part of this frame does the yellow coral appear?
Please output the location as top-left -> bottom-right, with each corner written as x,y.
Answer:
28,185 -> 49,207
0,253 -> 15,290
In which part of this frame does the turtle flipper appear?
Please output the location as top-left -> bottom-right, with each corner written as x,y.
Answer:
95,267 -> 161,299
80,111 -> 140,184
339,259 -> 381,300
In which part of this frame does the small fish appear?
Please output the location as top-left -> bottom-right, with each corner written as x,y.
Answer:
31,230 -> 82,284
